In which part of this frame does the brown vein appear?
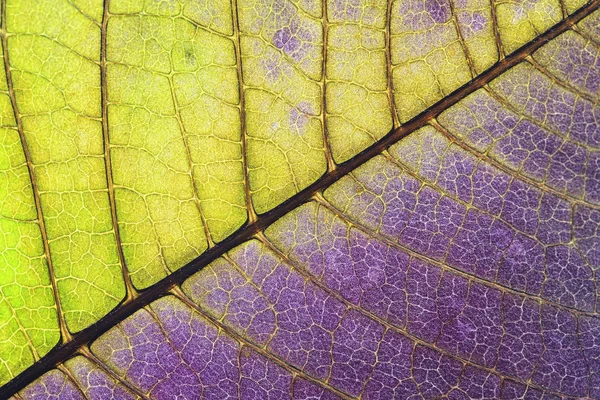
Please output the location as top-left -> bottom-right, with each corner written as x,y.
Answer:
0,0 -> 71,343
55,365 -> 90,400
321,0 -> 336,172
167,75 -> 214,248
145,305 -> 205,389
407,341 -> 424,398
386,0 -> 400,128
0,297 -> 38,362
528,52 -> 599,105
256,231 -> 390,396
77,346 -> 150,400
489,0 -> 505,59
430,118 -> 599,209
170,287 -> 353,400
221,253 -> 279,344
484,84 -> 600,154
316,191 -> 597,318
559,0 -> 570,18
179,15 -> 233,40
1,0 -> 598,396
101,0 -> 137,303
66,0 -> 101,26
257,224 -> 578,398
573,22 -> 600,48
140,191 -> 173,278
449,0 -> 477,77
232,0 -> 257,224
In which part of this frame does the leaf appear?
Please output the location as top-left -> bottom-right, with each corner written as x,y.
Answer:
0,0 -> 599,398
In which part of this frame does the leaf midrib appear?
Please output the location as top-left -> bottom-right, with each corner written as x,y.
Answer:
1,0 -> 599,396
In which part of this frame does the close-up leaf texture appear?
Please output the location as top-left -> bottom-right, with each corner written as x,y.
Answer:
0,0 -> 599,398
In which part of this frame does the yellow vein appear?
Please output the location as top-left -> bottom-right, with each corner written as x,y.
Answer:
0,0 -> 71,344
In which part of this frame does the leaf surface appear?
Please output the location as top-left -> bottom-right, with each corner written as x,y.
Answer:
0,0 -> 599,398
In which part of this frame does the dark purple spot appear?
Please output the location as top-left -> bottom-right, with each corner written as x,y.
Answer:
273,27 -> 291,49
471,11 -> 487,32
426,0 -> 451,23
273,27 -> 301,56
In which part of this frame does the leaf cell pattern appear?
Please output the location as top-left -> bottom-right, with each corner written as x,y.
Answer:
0,0 -> 599,398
